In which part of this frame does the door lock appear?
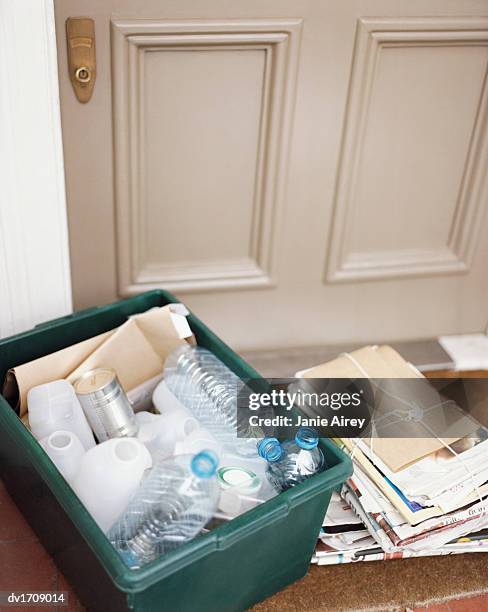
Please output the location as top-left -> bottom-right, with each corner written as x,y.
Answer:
66,17 -> 96,103
75,66 -> 92,83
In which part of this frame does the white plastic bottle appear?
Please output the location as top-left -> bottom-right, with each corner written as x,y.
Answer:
152,380 -> 193,418
39,430 -> 85,483
28,380 -> 96,450
135,411 -> 198,459
217,465 -> 262,518
72,437 -> 152,532
135,411 -> 176,458
174,426 -> 224,459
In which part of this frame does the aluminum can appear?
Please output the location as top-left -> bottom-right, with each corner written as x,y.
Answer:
74,368 -> 138,441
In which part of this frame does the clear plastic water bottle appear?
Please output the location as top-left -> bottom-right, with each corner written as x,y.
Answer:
257,427 -> 326,492
108,450 -> 219,568
164,345 -> 262,456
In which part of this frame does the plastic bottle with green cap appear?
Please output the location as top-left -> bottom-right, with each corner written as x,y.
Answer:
257,427 -> 326,492
107,450 -> 220,568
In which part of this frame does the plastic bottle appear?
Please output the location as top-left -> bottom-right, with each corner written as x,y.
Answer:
164,345 -> 261,456
174,426 -> 224,459
28,380 -> 96,450
152,380 -> 194,418
39,430 -> 85,483
217,466 -> 262,518
257,427 -> 326,492
108,450 -> 219,568
135,411 -> 198,459
72,437 -> 152,532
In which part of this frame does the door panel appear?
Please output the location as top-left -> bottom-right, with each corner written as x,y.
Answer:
54,1 -> 488,350
327,18 -> 488,283
111,18 -> 300,294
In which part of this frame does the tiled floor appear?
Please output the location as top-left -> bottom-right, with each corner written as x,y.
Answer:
0,479 -> 81,611
413,596 -> 488,611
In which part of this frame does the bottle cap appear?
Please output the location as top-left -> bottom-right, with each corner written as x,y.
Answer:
217,467 -> 262,517
191,450 -> 219,478
217,467 -> 261,493
295,427 -> 319,450
119,548 -> 140,569
257,438 -> 283,462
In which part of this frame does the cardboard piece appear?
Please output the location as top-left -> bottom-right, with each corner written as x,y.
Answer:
3,305 -> 194,417
299,345 -> 478,473
2,331 -> 113,416
301,346 -> 421,380
66,318 -> 164,391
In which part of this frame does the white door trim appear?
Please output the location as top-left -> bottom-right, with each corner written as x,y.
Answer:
0,0 -> 72,337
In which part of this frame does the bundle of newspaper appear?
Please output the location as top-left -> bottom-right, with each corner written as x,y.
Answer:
298,345 -> 488,565
313,491 -> 488,565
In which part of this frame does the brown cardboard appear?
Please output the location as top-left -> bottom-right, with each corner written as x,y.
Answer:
302,346 -> 415,379
301,345 -> 478,472
3,305 -> 193,417
66,318 -> 164,391
3,330 -> 113,416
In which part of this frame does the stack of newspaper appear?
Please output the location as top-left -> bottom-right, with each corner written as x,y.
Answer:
297,345 -> 488,565
313,490 -> 488,565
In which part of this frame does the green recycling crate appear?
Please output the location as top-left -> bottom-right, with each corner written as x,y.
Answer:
0,290 -> 352,612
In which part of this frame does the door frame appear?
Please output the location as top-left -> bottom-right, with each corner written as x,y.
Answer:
0,0 -> 72,337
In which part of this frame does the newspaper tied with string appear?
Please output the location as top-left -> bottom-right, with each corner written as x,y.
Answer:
295,345 -> 488,565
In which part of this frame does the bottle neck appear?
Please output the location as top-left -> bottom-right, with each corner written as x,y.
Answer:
295,427 -> 319,450
258,438 -> 283,462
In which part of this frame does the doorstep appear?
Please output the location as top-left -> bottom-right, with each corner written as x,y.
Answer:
242,338 -> 454,378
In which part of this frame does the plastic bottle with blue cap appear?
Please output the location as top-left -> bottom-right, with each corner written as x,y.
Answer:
257,427 -> 326,492
107,450 -> 220,568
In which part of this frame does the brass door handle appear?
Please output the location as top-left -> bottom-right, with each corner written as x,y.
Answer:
66,17 -> 96,103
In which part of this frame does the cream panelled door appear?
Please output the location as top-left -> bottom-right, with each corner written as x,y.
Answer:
54,1 -> 488,351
